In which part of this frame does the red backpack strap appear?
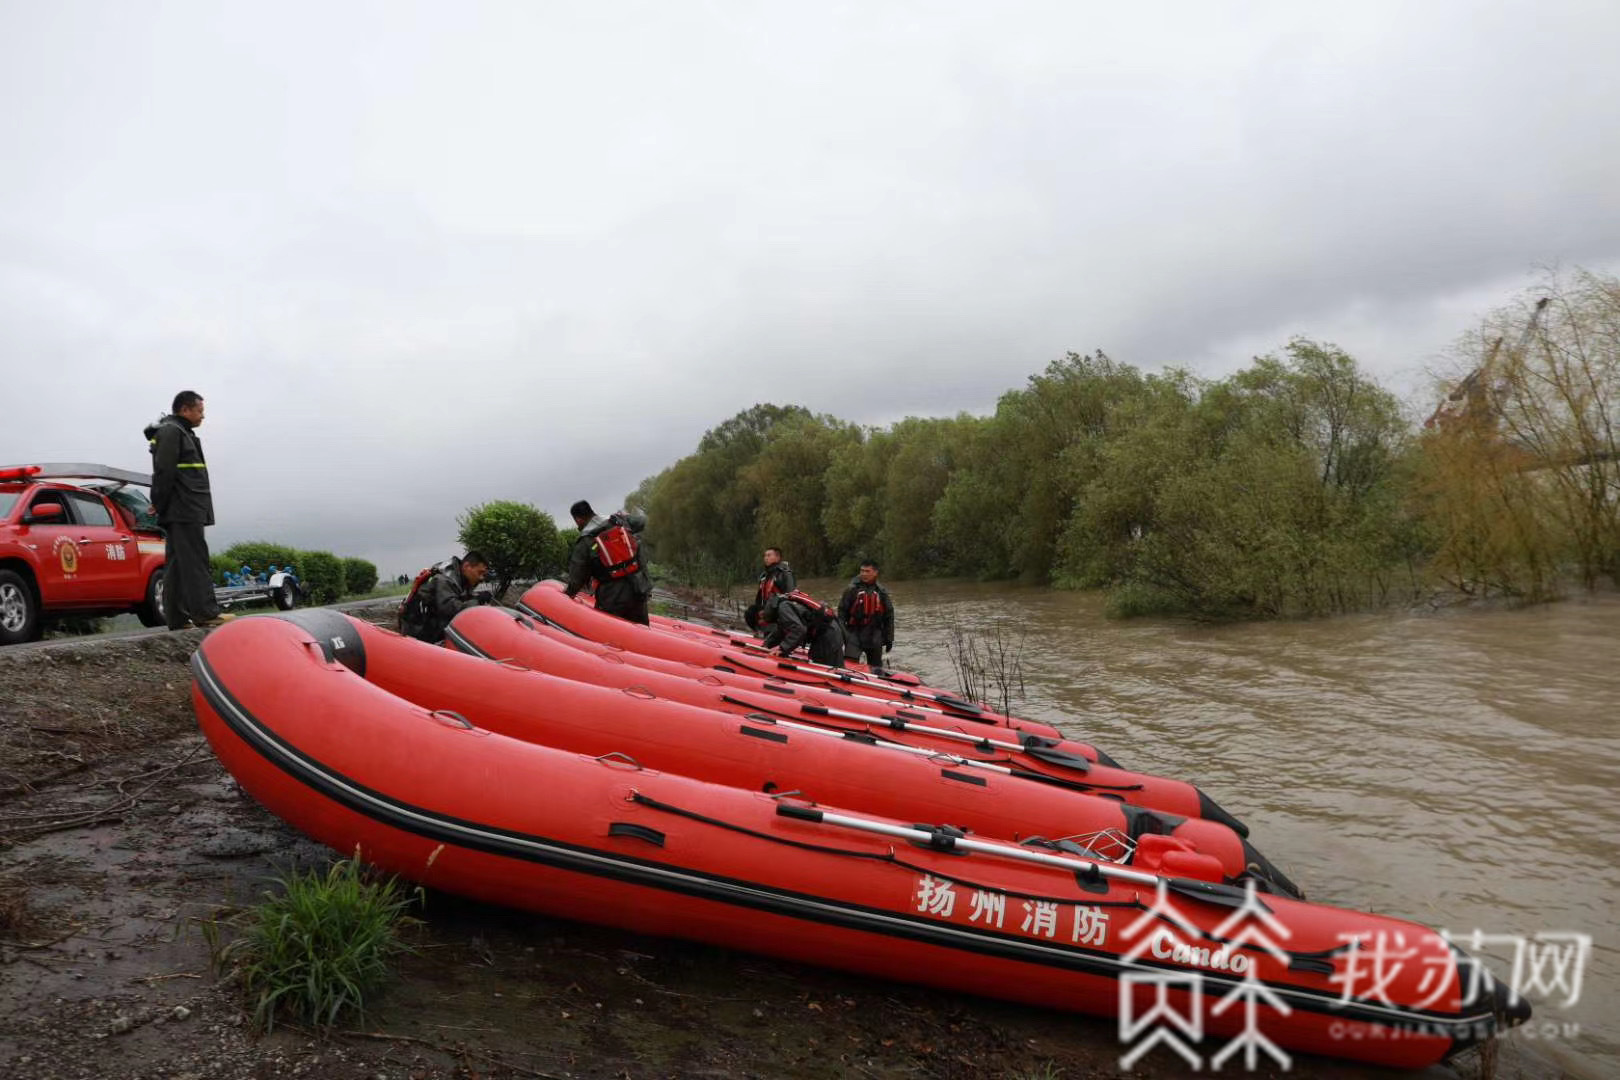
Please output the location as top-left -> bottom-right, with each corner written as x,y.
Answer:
785,589 -> 829,617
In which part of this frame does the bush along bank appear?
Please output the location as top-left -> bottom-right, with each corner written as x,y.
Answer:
629,268 -> 1620,617
214,542 -> 378,606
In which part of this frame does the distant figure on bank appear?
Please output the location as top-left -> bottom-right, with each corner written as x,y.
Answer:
565,500 -> 653,625
839,560 -> 895,668
744,546 -> 796,632
759,591 -> 846,668
401,550 -> 492,644
145,390 -> 234,630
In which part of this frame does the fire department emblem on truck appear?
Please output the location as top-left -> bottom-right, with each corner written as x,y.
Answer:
53,536 -> 78,575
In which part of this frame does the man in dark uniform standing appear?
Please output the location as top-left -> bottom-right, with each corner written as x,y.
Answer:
839,560 -> 894,668
565,500 -> 653,625
146,390 -> 233,630
744,546 -> 796,632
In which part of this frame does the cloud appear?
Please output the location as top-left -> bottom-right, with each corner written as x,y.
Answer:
3,1 -> 1618,575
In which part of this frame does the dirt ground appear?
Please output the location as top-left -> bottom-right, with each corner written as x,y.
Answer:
0,605 -> 1547,1080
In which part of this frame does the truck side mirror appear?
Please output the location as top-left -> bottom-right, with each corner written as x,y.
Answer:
25,502 -> 65,523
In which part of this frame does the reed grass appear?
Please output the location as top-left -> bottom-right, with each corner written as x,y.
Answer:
204,855 -> 421,1032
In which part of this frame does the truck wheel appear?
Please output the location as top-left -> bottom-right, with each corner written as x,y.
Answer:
273,579 -> 298,611
136,568 -> 167,628
0,569 -> 42,645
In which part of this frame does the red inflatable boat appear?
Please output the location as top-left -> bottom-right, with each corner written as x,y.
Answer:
520,581 -> 1047,730
189,610 -> 1527,1069
445,604 -> 1270,856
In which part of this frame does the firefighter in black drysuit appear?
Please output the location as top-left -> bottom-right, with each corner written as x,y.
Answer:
401,552 -> 491,644
759,591 -> 845,668
744,546 -> 796,633
565,500 -> 653,625
838,560 -> 894,669
145,390 -> 230,630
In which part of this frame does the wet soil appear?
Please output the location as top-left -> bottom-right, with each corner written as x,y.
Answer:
0,608 -> 1535,1080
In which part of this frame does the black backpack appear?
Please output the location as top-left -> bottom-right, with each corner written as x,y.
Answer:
398,564 -> 442,639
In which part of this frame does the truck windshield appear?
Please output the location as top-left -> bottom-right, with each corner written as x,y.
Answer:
0,492 -> 19,518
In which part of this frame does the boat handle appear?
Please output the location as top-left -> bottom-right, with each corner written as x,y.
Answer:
428,710 -> 474,729
494,658 -> 532,672
621,685 -> 656,700
596,751 -> 644,771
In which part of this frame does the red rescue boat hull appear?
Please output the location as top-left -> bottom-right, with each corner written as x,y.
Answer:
189,611 -> 1520,1070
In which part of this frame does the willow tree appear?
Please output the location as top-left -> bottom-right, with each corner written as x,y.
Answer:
822,426 -> 896,571
878,414 -> 982,577
1417,269 -> 1620,595
740,411 -> 862,576
638,404 -> 813,583
933,351 -> 1144,581
1085,341 -> 1412,617
1490,270 -> 1620,588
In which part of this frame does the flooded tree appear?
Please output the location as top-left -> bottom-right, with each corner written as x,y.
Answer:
626,267 -> 1616,616
1418,268 -> 1620,595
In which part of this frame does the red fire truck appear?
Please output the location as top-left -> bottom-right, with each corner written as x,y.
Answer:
0,463 -> 169,644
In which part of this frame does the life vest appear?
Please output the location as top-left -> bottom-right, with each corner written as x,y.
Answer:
593,522 -> 642,580
759,569 -> 787,601
847,585 -> 886,626
783,590 -> 833,622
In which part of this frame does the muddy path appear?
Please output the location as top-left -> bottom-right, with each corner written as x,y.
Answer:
0,614 -> 1530,1080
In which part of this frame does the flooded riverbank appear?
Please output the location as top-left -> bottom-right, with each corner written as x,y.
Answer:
801,579 -> 1617,1078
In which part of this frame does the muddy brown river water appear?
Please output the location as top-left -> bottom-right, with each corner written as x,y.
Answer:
786,580 -> 1618,1078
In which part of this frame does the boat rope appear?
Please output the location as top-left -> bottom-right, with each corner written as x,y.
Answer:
624,791 -> 1345,968
717,653 -> 990,717
723,697 -> 1146,795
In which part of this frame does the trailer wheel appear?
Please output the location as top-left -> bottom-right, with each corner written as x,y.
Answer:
0,569 -> 42,645
273,579 -> 299,611
136,568 -> 166,627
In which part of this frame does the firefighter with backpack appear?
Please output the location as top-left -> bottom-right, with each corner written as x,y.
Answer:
399,550 -> 493,644
564,500 -> 653,625
758,590 -> 847,668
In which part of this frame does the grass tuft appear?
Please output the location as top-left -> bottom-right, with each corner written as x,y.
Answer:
204,855 -> 421,1032
1008,1064 -> 1063,1080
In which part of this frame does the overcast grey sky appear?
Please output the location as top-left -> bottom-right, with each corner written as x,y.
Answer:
3,1 -> 1618,576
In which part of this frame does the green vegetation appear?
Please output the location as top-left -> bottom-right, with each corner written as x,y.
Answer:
209,553 -> 237,584
341,556 -> 379,597
219,541 -> 303,577
296,550 -> 346,606
216,542 -> 379,603
203,856 -> 420,1033
631,268 -> 1620,617
456,499 -> 569,595
1007,1066 -> 1063,1080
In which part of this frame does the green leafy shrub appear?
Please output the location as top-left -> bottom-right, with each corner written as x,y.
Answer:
457,500 -> 568,595
342,557 -> 379,597
297,550 -> 346,605
210,554 -> 237,585
205,857 -> 420,1033
221,541 -> 303,577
